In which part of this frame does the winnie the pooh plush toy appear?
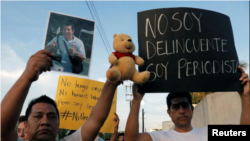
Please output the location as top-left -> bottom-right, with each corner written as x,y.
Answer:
106,33 -> 150,85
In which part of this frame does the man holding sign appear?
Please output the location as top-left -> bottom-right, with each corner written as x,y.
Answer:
1,50 -> 119,141
124,66 -> 249,141
138,8 -> 244,92
124,8 -> 249,141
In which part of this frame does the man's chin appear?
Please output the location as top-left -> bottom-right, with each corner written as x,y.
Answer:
64,35 -> 72,40
36,134 -> 54,141
20,137 -> 27,140
177,120 -> 190,126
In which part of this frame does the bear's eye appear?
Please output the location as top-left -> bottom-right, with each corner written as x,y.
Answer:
122,39 -> 124,41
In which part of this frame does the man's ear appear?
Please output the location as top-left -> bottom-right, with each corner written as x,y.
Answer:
23,122 -> 28,134
167,109 -> 170,115
24,121 -> 27,128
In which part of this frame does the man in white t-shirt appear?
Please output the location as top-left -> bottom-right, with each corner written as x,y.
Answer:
124,66 -> 249,141
1,50 -> 120,141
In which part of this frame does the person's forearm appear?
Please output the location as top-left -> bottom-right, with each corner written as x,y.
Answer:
81,81 -> 117,140
125,98 -> 141,141
110,128 -> 118,141
1,74 -> 32,137
240,95 -> 250,125
89,81 -> 117,123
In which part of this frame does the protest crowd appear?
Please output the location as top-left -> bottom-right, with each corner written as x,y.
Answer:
1,47 -> 249,141
1,6 -> 249,141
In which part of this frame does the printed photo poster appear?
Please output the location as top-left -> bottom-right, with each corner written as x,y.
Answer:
43,11 -> 95,76
55,76 -> 117,133
138,8 -> 243,93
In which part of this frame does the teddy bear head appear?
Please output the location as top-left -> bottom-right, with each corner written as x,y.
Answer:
113,34 -> 135,53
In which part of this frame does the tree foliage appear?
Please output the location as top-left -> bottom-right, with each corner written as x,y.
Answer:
191,92 -> 213,104
239,61 -> 248,70
57,129 -> 69,139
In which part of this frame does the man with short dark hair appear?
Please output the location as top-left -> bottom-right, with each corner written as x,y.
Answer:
23,95 -> 60,141
125,66 -> 249,141
1,50 -> 120,141
45,20 -> 86,73
17,116 -> 27,140
118,133 -> 124,141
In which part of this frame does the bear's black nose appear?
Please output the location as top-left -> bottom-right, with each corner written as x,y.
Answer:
128,39 -> 132,42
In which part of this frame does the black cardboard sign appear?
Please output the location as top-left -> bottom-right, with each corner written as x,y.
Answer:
138,8 -> 243,93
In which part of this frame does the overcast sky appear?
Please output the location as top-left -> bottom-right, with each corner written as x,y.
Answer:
1,0 -> 249,132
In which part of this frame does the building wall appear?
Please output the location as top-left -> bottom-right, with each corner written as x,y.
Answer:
150,129 -> 162,132
162,121 -> 174,131
191,92 -> 242,128
162,92 -> 242,130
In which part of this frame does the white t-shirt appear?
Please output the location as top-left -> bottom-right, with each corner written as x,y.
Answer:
17,127 -> 82,141
148,127 -> 207,141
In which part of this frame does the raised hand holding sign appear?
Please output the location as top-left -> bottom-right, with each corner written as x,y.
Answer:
138,8 -> 242,92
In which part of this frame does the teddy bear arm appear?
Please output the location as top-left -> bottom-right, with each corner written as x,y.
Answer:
109,53 -> 118,64
134,56 -> 144,66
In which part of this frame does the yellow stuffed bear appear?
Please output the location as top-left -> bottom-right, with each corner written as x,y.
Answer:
106,33 -> 150,84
